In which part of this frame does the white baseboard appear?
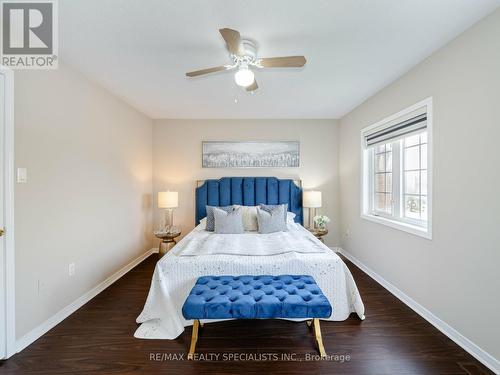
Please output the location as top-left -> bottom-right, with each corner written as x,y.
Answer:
336,247 -> 499,374
16,248 -> 158,353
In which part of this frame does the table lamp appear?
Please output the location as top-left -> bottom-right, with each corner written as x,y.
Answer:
158,191 -> 178,232
303,190 -> 322,229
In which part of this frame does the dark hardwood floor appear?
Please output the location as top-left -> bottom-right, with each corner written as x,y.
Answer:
0,254 -> 492,375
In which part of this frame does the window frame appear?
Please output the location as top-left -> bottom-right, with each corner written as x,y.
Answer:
360,97 -> 433,240
369,143 -> 396,218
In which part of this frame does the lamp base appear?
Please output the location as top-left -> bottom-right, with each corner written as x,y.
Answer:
308,207 -> 317,229
163,208 -> 174,231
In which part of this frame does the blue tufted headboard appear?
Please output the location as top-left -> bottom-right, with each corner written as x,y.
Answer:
195,177 -> 303,225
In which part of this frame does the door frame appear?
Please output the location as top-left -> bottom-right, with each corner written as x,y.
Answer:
0,65 -> 15,359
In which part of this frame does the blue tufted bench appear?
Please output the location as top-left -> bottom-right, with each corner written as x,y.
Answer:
182,275 -> 332,359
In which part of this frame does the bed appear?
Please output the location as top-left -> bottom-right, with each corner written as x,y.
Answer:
135,177 -> 365,340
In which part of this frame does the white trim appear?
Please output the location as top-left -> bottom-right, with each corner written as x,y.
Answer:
360,97 -> 433,240
16,248 -> 158,353
337,247 -> 499,374
360,213 -> 432,239
0,66 -> 15,359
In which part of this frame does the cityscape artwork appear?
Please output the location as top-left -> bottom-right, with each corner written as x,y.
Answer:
202,141 -> 300,168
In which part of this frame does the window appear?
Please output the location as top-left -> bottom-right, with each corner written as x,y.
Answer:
403,132 -> 427,223
373,143 -> 393,215
361,98 -> 432,239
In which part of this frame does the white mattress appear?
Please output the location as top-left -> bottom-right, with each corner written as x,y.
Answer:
135,223 -> 365,339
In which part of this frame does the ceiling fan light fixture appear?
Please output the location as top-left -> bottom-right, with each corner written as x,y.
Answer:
185,28 -> 307,92
234,67 -> 255,87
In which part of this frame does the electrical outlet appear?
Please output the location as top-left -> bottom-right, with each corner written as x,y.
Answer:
68,263 -> 75,277
17,168 -> 27,183
38,279 -> 47,295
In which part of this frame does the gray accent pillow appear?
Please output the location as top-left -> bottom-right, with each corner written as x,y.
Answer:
256,205 -> 288,234
205,205 -> 234,231
213,206 -> 245,234
259,203 -> 288,222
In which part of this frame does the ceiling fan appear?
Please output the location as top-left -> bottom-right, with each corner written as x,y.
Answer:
186,28 -> 307,92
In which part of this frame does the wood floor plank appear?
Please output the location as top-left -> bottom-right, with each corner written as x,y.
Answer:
0,254 -> 493,374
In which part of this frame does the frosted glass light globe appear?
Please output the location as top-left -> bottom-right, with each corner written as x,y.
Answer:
234,68 -> 255,87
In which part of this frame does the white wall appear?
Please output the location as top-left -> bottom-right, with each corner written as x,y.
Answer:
339,8 -> 500,364
153,119 -> 340,246
14,64 -> 154,339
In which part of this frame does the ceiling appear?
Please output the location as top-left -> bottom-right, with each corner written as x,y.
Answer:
59,0 -> 500,119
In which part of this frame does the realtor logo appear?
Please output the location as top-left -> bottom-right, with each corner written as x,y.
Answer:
1,0 -> 58,69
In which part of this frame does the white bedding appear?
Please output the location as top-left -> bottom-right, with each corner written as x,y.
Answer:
135,223 -> 365,339
171,224 -> 327,257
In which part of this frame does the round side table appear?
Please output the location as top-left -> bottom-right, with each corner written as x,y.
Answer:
155,231 -> 181,258
308,228 -> 328,243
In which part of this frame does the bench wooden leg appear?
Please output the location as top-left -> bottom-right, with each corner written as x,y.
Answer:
188,319 -> 200,360
313,318 -> 327,358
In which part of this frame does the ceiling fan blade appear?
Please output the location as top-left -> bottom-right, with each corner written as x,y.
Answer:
258,56 -> 307,68
246,80 -> 258,92
219,28 -> 244,56
186,65 -> 231,77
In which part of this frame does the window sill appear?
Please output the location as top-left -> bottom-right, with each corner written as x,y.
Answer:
361,213 -> 432,240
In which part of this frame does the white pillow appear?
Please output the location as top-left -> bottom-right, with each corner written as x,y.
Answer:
287,211 -> 296,224
235,205 -> 258,231
199,217 -> 207,229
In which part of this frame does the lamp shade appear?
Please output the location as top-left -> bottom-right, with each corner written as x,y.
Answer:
158,191 -> 178,208
303,191 -> 322,208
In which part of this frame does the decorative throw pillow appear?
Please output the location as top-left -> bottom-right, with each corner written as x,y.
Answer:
213,206 -> 245,234
235,205 -> 259,231
256,205 -> 288,234
259,203 -> 288,223
205,205 -> 234,231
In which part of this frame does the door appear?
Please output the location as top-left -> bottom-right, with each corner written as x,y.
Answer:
0,72 -> 6,358
0,67 -> 14,359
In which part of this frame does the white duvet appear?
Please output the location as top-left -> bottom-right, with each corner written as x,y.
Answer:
171,224 -> 327,257
135,223 -> 365,339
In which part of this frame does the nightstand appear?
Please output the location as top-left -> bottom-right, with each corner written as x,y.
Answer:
154,230 -> 181,258
309,228 -> 328,243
